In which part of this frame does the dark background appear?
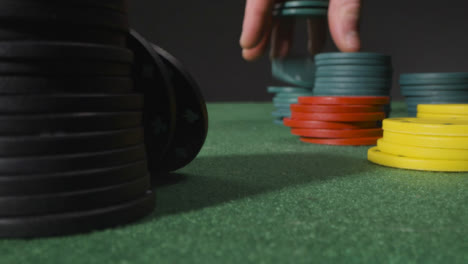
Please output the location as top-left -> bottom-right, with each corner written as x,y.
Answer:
129,0 -> 468,102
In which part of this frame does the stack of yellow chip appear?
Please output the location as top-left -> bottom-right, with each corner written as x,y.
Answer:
367,117 -> 468,172
417,104 -> 468,119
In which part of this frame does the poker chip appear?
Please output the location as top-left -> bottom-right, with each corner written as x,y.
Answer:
0,161 -> 149,196
283,118 -> 379,129
299,96 -> 390,105
0,191 -> 155,238
0,176 -> 150,216
383,131 -> 468,149
291,111 -> 386,121
300,137 -> 382,146
377,139 -> 468,160
399,73 -> 468,115
417,113 -> 468,119
291,128 -> 383,138
368,147 -> 468,172
271,57 -> 316,88
274,1 -> 329,9
273,8 -> 328,17
382,118 -> 468,136
417,104 -> 468,115
151,44 -> 208,172
267,86 -> 311,94
290,104 -> 385,113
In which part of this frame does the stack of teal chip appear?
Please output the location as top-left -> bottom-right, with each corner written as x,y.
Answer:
273,0 -> 329,17
268,86 -> 314,125
399,72 -> 468,116
313,52 -> 393,96
268,0 -> 329,125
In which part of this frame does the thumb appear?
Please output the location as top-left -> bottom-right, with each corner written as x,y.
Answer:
328,0 -> 361,52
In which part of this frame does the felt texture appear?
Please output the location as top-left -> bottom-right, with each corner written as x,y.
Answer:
0,102 -> 466,264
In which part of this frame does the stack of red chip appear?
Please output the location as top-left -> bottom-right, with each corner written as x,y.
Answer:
284,96 -> 390,146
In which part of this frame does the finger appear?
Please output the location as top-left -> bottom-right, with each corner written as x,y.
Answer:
328,0 -> 361,52
242,24 -> 272,61
307,18 -> 327,55
270,17 -> 295,59
240,0 -> 276,49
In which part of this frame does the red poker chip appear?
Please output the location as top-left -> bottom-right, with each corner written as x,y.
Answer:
298,96 -> 390,105
291,128 -> 383,138
290,104 -> 385,113
283,118 -> 379,129
291,111 -> 386,121
300,137 -> 380,146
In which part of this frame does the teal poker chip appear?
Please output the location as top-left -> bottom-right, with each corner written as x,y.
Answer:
401,90 -> 468,97
271,57 -> 315,88
315,76 -> 391,84
312,89 -> 389,96
272,110 -> 291,117
317,65 -> 392,73
275,92 -> 314,98
315,52 -> 390,61
400,72 -> 468,81
267,86 -> 311,94
273,8 -> 328,17
314,83 -> 391,90
399,78 -> 468,85
274,1 -> 329,9
315,69 -> 393,78
273,97 -> 299,104
400,84 -> 468,91
315,58 -> 391,67
274,104 -> 293,109
273,118 -> 285,125
405,97 -> 468,106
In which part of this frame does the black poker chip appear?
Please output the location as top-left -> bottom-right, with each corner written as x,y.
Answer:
0,94 -> 142,113
0,190 -> 155,238
0,128 -> 144,156
128,30 -> 177,175
0,174 -> 150,217
0,24 -> 127,46
152,44 -> 208,172
0,3 -> 128,31
0,76 -> 134,94
0,112 -> 142,134
0,144 -> 146,174
0,160 -> 148,196
0,61 -> 131,76
0,42 -> 133,62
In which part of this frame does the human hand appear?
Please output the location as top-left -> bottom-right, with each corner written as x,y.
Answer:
240,0 -> 362,61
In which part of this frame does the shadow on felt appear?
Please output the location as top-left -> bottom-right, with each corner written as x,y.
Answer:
141,152 -> 370,220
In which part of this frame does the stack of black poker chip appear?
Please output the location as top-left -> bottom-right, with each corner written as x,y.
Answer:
0,0 -> 154,238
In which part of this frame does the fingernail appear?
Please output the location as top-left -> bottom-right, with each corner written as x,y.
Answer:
346,31 -> 360,50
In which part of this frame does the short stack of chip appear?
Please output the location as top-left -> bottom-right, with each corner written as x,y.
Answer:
268,1 -> 329,125
368,117 -> 468,172
400,73 -> 468,116
273,0 -> 329,17
417,104 -> 468,119
313,52 -> 393,116
284,96 -> 390,145
268,86 -> 314,125
0,1 -> 155,238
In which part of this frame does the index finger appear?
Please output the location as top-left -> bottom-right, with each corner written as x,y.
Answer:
240,0 -> 276,49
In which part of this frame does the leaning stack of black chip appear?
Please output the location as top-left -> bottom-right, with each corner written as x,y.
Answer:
0,0 -> 155,238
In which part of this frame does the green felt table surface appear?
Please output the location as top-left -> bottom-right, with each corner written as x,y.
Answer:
1,102 -> 467,264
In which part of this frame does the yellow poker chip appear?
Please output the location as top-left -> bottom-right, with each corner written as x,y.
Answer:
382,117 -> 468,136
383,131 -> 468,149
377,139 -> 468,160
367,147 -> 468,172
418,104 -> 468,115
417,113 -> 468,119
